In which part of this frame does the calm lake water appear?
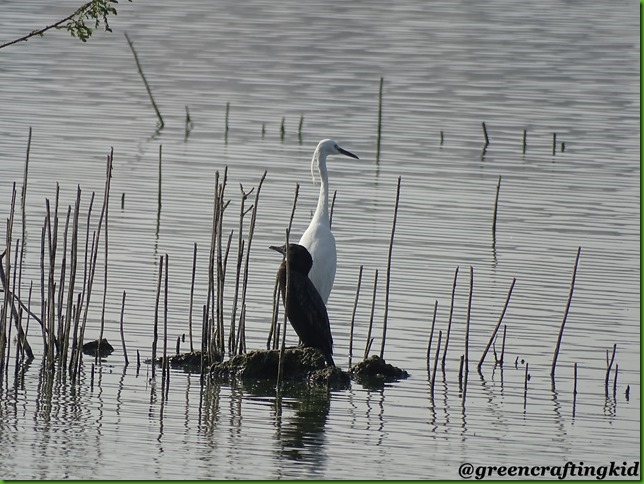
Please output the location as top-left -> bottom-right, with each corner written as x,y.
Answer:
0,0 -> 640,479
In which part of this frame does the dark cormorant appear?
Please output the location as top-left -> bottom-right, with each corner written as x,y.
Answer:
270,243 -> 335,367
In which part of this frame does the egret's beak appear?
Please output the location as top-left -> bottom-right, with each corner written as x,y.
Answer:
269,245 -> 286,256
338,146 -> 359,160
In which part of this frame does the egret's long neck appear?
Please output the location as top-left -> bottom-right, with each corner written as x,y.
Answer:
312,150 -> 330,227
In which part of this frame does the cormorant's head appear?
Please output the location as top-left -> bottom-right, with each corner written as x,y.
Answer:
269,243 -> 314,275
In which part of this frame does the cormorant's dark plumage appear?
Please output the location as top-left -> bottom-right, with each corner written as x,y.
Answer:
270,243 -> 335,367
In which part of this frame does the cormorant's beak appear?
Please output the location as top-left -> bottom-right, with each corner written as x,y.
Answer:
269,245 -> 286,256
338,146 -> 359,160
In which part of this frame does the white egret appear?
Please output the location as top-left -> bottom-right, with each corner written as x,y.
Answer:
298,139 -> 359,304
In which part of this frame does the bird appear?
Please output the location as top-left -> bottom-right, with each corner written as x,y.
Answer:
270,243 -> 335,367
298,139 -> 359,304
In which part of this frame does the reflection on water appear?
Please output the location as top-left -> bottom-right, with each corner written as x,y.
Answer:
0,0 -> 639,479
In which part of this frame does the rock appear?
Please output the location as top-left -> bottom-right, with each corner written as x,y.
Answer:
350,355 -> 409,386
210,347 -> 350,389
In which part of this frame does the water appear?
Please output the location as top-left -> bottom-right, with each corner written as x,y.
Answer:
0,0 -> 639,479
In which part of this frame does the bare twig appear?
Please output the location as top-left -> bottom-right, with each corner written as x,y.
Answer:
120,291 -> 128,366
479,277 -> 516,370
380,176 -> 401,359
124,32 -> 164,128
348,265 -> 364,368
551,247 -> 582,378
442,266 -> 459,368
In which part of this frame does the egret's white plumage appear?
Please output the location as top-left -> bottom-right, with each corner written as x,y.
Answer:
298,139 -> 359,304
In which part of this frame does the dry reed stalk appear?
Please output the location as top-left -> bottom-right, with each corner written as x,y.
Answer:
157,145 -> 162,210
348,265 -> 364,368
492,175 -> 502,238
0,185 -> 15,378
184,106 -> 193,139
76,154 -> 111,376
188,242 -> 197,352
276,230 -> 290,389
215,168 -> 229,356
162,254 -> 169,390
239,171 -> 267,348
462,266 -> 474,398
205,171 -> 220,363
550,246 -> 581,378
225,102 -> 230,141
523,361 -> 529,410
238,304 -> 247,353
572,362 -> 578,417
380,176 -> 401,359
69,191 -> 95,377
605,343 -> 616,397
430,330 -> 442,395
20,127 -> 31,264
280,118 -> 285,142
612,364 -> 618,401
499,324 -> 507,365
363,269 -> 378,360
298,115 -> 304,144
0,242 -> 33,361
56,206 -> 71,361
152,255 -> 163,381
442,266 -> 459,368
426,300 -> 438,371
39,225 -> 46,353
552,133 -> 557,156
478,277 -> 516,370
440,131 -> 444,145
119,291 -> 128,366
98,150 -> 113,360
522,129 -> 527,154
268,275 -> 280,350
229,185 -> 252,355
376,77 -> 383,162
200,304 -> 207,375
124,32 -> 164,128
482,122 -> 490,146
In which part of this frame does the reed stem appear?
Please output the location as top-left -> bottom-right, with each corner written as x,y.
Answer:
478,277 -> 516,370
492,175 -> 502,238
463,266 -> 473,391
376,77 -> 383,162
482,122 -> 490,146
364,269 -> 378,360
430,330 -> 442,395
98,150 -> 113,361
124,32 -> 164,128
116,290 -> 128,366
348,265 -> 364,368
380,176 -> 401,359
442,266 -> 459,368
605,343 -> 616,396
276,230 -> 290,389
188,242 -> 197,352
152,255 -> 163,380
550,246 -> 581,378
426,300 -> 438,372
